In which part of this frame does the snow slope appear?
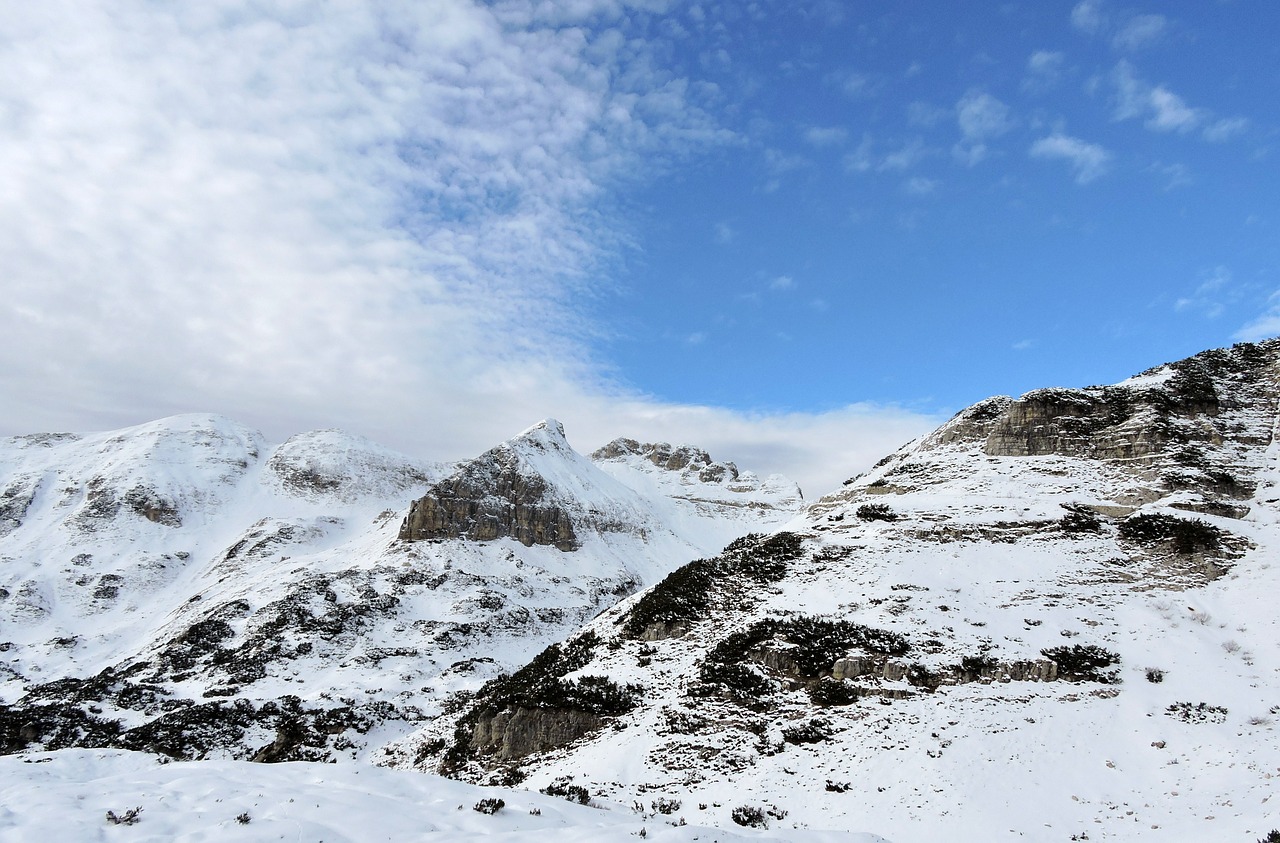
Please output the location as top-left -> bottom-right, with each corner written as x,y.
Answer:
409,340 -> 1280,842
0,415 -> 801,764
0,748 -> 887,842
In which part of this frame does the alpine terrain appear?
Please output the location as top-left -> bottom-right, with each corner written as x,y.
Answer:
403,339 -> 1280,842
3,340 -> 1280,842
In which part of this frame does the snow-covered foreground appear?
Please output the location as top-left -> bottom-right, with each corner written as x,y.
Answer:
0,749 -> 887,842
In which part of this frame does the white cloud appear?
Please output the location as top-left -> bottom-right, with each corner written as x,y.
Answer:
831,70 -> 878,98
1029,133 -> 1112,183
1110,61 -> 1247,141
1175,266 -> 1232,318
565,400 -> 940,499
1022,51 -> 1065,93
906,101 -> 948,128
954,90 -> 1012,166
770,275 -> 796,291
1113,61 -> 1199,132
1147,161 -> 1192,191
1071,0 -> 1106,34
1204,116 -> 1249,143
1235,288 -> 1280,342
843,135 -> 931,175
880,138 -> 929,171
0,0 -> 939,499
1112,14 -> 1167,50
1146,86 -> 1200,132
803,126 -> 848,147
904,177 -> 938,195
714,221 -> 736,244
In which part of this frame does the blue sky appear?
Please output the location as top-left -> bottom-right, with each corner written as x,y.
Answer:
1,0 -> 1277,495
591,0 -> 1280,413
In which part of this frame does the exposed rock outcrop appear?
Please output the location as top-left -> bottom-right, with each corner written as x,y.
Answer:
470,707 -> 603,761
399,421 -> 582,551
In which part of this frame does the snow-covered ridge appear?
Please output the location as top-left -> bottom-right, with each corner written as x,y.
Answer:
406,339 -> 1280,842
0,413 -> 801,767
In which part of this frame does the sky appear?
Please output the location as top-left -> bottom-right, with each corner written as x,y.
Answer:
2,0 -> 1278,497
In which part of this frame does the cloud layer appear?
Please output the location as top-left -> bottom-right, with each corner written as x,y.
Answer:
0,0 -> 938,496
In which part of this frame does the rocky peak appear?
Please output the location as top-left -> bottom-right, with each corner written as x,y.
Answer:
841,339 -> 1280,515
398,420 -> 650,552
592,438 -> 739,483
510,418 -> 573,454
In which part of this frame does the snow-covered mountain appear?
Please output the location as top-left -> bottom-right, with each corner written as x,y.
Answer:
405,340 -> 1280,842
0,415 -> 801,763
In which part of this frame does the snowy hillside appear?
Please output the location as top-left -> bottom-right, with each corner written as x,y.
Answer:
407,340 -> 1280,842
0,415 -> 801,764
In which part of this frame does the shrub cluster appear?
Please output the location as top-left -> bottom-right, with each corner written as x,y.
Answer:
1118,513 -> 1222,554
1166,701 -> 1228,724
781,718 -> 833,745
473,798 -> 505,814
1040,644 -> 1121,683
440,632 -> 640,773
855,503 -> 898,522
1058,509 -> 1102,534
541,776 -> 591,805
731,805 -> 767,828
808,679 -> 863,707
621,533 -> 805,637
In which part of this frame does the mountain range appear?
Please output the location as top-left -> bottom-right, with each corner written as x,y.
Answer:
3,340 -> 1279,842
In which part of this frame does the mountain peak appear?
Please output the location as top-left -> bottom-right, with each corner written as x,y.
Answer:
510,418 -> 572,454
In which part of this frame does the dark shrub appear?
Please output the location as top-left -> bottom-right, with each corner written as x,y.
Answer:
473,798 -> 505,814
1041,644 -> 1120,682
1059,509 -> 1102,534
731,805 -> 767,828
856,503 -> 898,522
541,776 -> 591,805
1145,667 -> 1165,683
1118,513 -> 1222,554
961,654 -> 998,676
782,718 -> 833,745
809,680 -> 862,707
621,533 -> 804,638
1166,701 -> 1228,724
651,797 -> 681,815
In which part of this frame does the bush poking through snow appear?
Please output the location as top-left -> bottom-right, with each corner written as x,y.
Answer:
1040,644 -> 1121,683
235,811 -> 251,825
856,503 -> 898,522
782,718 -> 834,745
1166,702 -> 1228,724
1117,513 -> 1222,554
1145,667 -> 1165,683
651,797 -> 681,815
105,807 -> 143,826
1258,830 -> 1280,843
731,805 -> 767,828
472,798 -> 505,814
621,533 -> 804,638
1059,509 -> 1102,534
541,776 -> 591,805
809,679 -> 863,707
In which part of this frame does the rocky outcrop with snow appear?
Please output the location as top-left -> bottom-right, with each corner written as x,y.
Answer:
0,414 -> 801,765
405,340 -> 1280,841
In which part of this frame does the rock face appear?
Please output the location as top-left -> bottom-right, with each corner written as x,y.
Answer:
401,468 -> 579,550
592,439 -> 738,483
399,420 -> 597,551
470,707 -> 603,761
898,340 -> 1280,512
